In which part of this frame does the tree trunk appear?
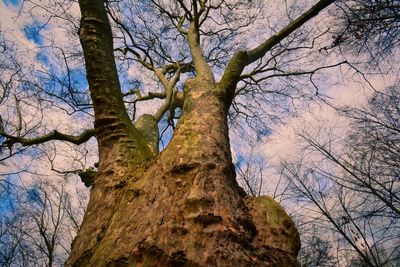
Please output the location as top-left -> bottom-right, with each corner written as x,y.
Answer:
67,78 -> 300,266
67,1 -> 300,265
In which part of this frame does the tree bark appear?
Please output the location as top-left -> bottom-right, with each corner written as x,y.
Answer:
67,78 -> 300,266
67,0 -> 301,266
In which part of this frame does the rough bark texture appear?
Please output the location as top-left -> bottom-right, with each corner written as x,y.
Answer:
67,79 -> 300,266
67,0 -> 301,265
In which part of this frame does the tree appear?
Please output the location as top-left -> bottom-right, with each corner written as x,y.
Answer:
0,175 -> 87,266
296,225 -> 338,267
234,142 -> 265,197
1,0 -> 380,265
280,85 -> 400,266
333,0 -> 400,61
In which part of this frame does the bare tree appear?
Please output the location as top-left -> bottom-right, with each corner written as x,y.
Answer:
328,0 -> 400,62
0,0 -> 398,265
281,85 -> 400,266
234,142 -> 265,197
0,176 -> 87,266
296,224 -> 338,267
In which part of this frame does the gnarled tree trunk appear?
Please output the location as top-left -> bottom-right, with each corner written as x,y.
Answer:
67,0 -> 301,266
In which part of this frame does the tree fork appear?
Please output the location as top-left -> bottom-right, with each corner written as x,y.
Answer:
68,0 -> 301,265
67,77 -> 300,266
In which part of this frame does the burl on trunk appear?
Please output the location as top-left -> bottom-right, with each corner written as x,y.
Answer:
67,0 -> 301,266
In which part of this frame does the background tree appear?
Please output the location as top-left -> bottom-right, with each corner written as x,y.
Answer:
333,0 -> 400,62
0,175 -> 87,266
280,85 -> 400,266
234,142 -> 265,197
296,225 -> 338,267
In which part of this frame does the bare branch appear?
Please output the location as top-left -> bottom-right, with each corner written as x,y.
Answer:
219,0 -> 335,90
1,128 -> 95,148
154,68 -> 181,122
246,0 -> 335,63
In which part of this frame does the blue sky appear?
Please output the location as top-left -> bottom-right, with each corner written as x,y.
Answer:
23,21 -> 45,45
2,0 -> 20,7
